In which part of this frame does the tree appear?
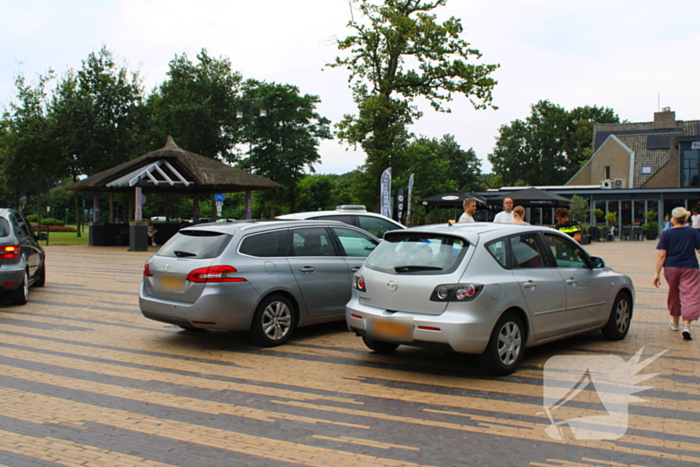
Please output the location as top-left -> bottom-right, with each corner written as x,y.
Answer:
72,46 -> 144,174
296,174 -> 337,212
145,49 -> 242,161
415,134 -> 482,191
488,101 -> 619,186
329,0 -> 498,204
239,81 -> 332,213
0,72 -> 64,227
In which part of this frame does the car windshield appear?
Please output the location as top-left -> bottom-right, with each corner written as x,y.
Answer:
157,230 -> 232,259
364,232 -> 469,274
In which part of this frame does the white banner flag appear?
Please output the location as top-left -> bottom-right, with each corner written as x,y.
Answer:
380,168 -> 392,218
406,173 -> 414,218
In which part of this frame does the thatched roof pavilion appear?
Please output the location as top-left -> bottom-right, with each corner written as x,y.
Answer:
68,137 -> 282,227
69,136 -> 281,194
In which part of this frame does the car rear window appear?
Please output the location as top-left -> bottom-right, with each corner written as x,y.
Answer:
239,230 -> 289,257
157,230 -> 232,259
364,232 -> 468,274
0,218 -> 9,237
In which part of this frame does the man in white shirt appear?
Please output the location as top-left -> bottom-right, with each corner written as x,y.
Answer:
693,209 -> 700,231
493,197 -> 514,223
458,198 -> 478,223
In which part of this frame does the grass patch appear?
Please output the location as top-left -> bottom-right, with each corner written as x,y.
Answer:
44,231 -> 89,246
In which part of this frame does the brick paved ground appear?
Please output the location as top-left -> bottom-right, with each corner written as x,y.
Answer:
0,240 -> 698,467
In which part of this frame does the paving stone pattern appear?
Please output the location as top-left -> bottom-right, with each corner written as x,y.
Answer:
0,242 -> 698,466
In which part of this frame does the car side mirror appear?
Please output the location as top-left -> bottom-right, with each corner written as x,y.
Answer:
590,256 -> 605,268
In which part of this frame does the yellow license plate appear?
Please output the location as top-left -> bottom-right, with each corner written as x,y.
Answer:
157,276 -> 185,292
370,319 -> 412,340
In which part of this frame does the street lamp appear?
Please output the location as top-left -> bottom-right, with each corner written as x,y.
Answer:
236,97 -> 267,219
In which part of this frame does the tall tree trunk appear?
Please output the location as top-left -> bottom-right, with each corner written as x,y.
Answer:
73,174 -> 81,237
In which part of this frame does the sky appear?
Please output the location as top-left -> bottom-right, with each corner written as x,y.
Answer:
2,0 -> 700,175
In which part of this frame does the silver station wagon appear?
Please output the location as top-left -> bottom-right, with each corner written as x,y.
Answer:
346,223 -> 635,375
140,220 -> 379,345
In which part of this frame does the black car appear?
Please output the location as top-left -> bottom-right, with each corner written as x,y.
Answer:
0,208 -> 46,304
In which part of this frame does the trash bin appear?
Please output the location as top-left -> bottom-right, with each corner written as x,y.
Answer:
130,221 -> 148,251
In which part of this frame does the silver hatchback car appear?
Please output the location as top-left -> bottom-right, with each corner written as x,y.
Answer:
346,223 -> 635,375
140,220 -> 379,345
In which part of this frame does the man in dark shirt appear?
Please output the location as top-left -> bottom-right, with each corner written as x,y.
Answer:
554,207 -> 582,242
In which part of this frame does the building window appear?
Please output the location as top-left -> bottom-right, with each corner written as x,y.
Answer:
682,150 -> 700,187
605,166 -> 611,179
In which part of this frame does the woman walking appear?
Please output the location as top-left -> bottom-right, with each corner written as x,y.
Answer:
653,207 -> 700,340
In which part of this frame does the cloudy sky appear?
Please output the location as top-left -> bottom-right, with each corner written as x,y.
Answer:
2,0 -> 699,175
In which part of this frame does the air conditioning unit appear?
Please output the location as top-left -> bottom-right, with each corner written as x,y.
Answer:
600,180 -> 613,189
613,178 -> 626,189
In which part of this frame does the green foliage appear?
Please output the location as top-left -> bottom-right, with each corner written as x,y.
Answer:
0,71 -> 65,225
644,221 -> 658,232
414,135 -> 482,191
36,217 -> 65,226
329,0 -> 498,205
480,172 -> 503,189
145,49 -> 242,161
644,210 -> 658,222
488,100 -> 619,186
593,208 -> 604,222
568,195 -> 589,224
296,175 -> 337,212
605,211 -> 617,224
238,80 -> 332,212
66,46 -> 144,175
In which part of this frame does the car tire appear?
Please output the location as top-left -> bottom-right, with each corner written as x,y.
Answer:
601,292 -> 632,340
10,270 -> 29,306
33,261 -> 46,287
479,311 -> 525,376
362,336 -> 399,354
251,294 -> 297,347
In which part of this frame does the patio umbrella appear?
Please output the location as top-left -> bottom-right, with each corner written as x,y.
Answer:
489,187 -> 571,208
419,191 -> 488,208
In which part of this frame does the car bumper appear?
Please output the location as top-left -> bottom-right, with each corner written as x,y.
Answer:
0,267 -> 26,291
346,297 -> 494,355
139,281 -> 260,330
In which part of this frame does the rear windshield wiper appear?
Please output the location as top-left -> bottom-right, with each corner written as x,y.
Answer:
393,265 -> 443,272
174,250 -> 197,258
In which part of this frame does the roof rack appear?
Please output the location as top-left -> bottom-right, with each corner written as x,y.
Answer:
335,205 -> 367,212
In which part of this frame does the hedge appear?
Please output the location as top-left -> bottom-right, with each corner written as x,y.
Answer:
31,224 -> 77,232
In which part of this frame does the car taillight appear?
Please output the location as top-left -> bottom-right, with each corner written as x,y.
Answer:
186,266 -> 246,283
353,273 -> 366,292
430,283 -> 483,302
143,262 -> 152,276
0,246 -> 20,260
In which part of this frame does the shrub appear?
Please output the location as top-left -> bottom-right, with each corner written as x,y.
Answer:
38,218 -> 65,226
26,214 -> 37,222
605,211 -> 617,224
593,209 -> 604,222
31,224 -> 76,232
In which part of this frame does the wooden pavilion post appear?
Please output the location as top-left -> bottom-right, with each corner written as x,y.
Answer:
92,193 -> 100,223
245,190 -> 252,220
134,186 -> 142,221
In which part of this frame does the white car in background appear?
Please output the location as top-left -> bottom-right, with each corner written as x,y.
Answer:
277,206 -> 405,238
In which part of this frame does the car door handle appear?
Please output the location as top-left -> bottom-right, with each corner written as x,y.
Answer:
523,281 -> 537,289
299,266 -> 316,273
351,266 -> 361,272
566,279 -> 577,285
